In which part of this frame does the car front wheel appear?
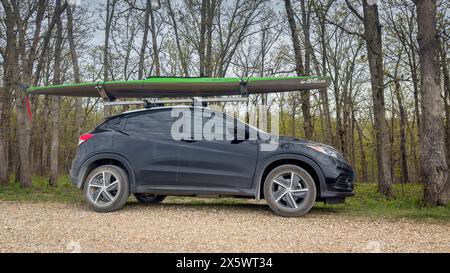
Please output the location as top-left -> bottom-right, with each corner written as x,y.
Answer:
264,165 -> 316,217
83,165 -> 130,212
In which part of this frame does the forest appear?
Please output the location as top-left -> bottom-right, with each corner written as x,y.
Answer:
0,0 -> 449,207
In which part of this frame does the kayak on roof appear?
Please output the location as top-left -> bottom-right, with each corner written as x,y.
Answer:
26,76 -> 331,99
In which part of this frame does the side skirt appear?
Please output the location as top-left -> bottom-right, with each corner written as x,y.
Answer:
132,185 -> 256,198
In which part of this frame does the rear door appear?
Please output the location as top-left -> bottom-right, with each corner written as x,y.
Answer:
114,109 -> 180,186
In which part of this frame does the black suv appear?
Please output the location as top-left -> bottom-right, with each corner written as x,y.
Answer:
70,106 -> 354,217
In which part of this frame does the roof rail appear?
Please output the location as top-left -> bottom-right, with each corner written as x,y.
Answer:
103,97 -> 248,109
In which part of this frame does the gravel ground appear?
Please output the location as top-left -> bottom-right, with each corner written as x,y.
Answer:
0,200 -> 449,253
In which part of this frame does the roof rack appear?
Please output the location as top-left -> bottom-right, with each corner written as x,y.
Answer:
103,97 -> 248,109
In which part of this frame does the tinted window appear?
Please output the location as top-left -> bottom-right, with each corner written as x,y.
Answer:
125,110 -> 174,133
97,117 -> 123,130
200,109 -> 225,139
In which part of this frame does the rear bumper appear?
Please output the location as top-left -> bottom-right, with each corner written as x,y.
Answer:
69,169 -> 83,188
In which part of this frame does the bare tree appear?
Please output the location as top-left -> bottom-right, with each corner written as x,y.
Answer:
0,0 -> 42,187
312,0 -> 333,145
49,0 -> 63,187
103,0 -> 117,82
284,0 -> 313,140
66,4 -> 82,138
138,0 -> 151,79
149,0 -> 161,76
438,35 -> 450,170
167,0 -> 189,76
360,0 -> 393,197
0,1 -> 15,185
386,53 -> 410,184
416,0 -> 449,206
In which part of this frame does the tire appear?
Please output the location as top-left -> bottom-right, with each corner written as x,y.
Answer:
263,164 -> 316,217
83,165 -> 130,212
134,193 -> 166,204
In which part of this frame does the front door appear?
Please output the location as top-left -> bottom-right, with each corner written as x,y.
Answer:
174,108 -> 258,190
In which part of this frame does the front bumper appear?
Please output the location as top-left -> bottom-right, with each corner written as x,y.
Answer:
318,158 -> 355,203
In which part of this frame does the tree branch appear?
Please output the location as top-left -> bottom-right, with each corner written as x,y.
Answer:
345,0 -> 364,22
325,17 -> 366,41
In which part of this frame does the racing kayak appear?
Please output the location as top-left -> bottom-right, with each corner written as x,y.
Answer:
26,76 -> 330,99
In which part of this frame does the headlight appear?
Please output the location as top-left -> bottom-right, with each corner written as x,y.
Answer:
307,144 -> 340,159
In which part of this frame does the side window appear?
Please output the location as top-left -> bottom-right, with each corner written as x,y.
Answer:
97,117 -> 123,130
224,114 -> 247,140
202,109 -> 225,140
125,110 -> 174,133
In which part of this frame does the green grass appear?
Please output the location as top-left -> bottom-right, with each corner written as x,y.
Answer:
314,184 -> 450,221
0,176 -> 83,203
0,176 -> 449,221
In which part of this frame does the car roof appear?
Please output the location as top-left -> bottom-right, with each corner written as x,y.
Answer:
106,105 -> 214,119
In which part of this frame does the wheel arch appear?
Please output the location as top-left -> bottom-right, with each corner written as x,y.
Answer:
254,154 -> 326,200
77,153 -> 136,189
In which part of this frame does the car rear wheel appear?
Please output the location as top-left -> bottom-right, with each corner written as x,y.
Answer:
134,193 -> 166,204
264,165 -> 316,217
84,165 -> 130,212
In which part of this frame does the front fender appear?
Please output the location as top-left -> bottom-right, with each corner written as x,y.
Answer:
252,153 -> 326,199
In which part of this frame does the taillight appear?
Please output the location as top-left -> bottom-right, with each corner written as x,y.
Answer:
78,133 -> 94,145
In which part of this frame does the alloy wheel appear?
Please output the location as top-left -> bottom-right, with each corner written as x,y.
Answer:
271,172 -> 309,209
87,171 -> 120,206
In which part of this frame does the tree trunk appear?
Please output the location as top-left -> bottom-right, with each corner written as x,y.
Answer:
410,52 -> 421,138
49,0 -> 63,187
167,0 -> 189,76
334,75 -> 343,151
299,0 -> 313,139
205,0 -> 216,77
394,80 -> 410,184
284,0 -> 313,140
362,0 -> 393,197
103,0 -> 116,117
0,86 -> 8,185
1,0 -> 32,187
409,115 -> 419,181
40,97 -> 50,175
67,4 -> 82,138
417,0 -> 449,206
355,118 -> 368,182
104,0 -> 115,82
313,1 -> 333,145
138,0 -> 151,79
0,6 -> 14,185
199,0 -> 207,77
438,37 -> 450,170
149,0 -> 160,76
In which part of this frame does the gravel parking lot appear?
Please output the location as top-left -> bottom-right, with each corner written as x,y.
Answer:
0,200 -> 449,253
